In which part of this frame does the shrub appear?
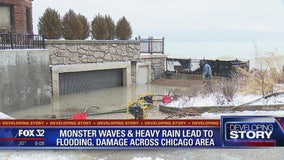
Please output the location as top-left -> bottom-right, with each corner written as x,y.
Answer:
105,15 -> 116,40
38,8 -> 62,39
236,51 -> 284,96
62,9 -> 79,40
222,79 -> 236,102
62,9 -> 89,40
77,14 -> 90,40
91,14 -> 109,40
116,16 -> 132,40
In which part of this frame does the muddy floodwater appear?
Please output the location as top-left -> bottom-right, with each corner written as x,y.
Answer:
9,84 -> 178,119
5,83 -> 284,159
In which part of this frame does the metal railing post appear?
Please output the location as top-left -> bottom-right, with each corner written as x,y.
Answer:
162,37 -> 165,54
42,35 -> 45,49
0,33 -> 45,50
10,32 -> 14,49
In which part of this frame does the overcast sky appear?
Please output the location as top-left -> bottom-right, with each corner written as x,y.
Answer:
32,0 -> 284,58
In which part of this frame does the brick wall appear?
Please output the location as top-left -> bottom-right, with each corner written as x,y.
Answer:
0,0 -> 33,34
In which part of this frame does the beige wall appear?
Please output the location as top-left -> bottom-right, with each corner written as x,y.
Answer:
46,40 -> 140,65
46,40 -> 166,84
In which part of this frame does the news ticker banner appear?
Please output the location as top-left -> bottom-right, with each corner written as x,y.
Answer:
0,116 -> 284,149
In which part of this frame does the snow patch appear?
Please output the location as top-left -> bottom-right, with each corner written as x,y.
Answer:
132,157 -> 164,160
0,112 -> 14,119
201,110 -> 284,119
166,93 -> 284,107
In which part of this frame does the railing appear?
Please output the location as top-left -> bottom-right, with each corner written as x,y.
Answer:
166,58 -> 250,77
136,36 -> 164,54
0,33 -> 45,50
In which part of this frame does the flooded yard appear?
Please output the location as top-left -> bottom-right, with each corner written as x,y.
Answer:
4,80 -> 284,159
8,84 -> 178,119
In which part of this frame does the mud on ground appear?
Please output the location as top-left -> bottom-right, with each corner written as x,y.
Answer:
151,73 -> 223,96
152,73 -> 222,87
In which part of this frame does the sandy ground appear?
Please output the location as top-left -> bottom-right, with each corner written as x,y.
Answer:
152,74 -> 205,88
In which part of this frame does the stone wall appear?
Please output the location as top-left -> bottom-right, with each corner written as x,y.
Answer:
46,40 -> 140,84
46,40 -> 140,65
0,49 -> 51,113
46,40 -> 166,84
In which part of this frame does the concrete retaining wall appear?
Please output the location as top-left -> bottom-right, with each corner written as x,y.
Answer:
0,50 -> 51,113
139,54 -> 166,80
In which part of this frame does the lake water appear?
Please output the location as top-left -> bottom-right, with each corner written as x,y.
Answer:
165,41 -> 284,69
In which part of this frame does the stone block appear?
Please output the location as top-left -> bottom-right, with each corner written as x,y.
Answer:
66,45 -> 77,53
56,51 -> 68,58
104,53 -> 112,60
87,56 -> 96,63
78,49 -> 86,55
94,52 -> 104,58
89,45 -> 100,52
69,53 -> 79,62
79,45 -> 89,51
